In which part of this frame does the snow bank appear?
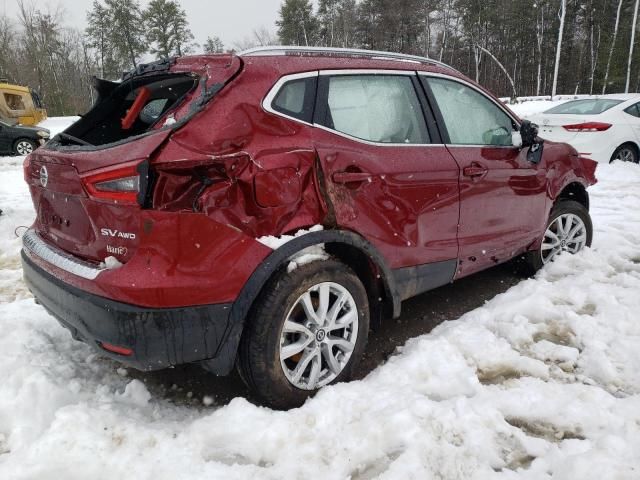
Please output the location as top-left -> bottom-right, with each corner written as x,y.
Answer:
38,116 -> 80,138
0,157 -> 639,478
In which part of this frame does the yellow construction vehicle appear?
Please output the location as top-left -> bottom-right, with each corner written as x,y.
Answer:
0,81 -> 47,126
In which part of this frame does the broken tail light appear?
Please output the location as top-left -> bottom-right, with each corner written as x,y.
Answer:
563,122 -> 612,132
82,162 -> 142,203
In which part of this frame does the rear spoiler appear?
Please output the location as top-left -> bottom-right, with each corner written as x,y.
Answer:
122,57 -> 177,81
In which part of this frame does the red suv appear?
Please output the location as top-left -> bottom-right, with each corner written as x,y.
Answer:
22,47 -> 597,409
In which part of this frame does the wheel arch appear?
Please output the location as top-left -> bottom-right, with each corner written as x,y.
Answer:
555,181 -> 590,211
201,229 -> 400,375
610,140 -> 640,163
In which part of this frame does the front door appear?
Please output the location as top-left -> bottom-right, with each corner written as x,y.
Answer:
312,71 -> 461,287
422,76 -> 548,278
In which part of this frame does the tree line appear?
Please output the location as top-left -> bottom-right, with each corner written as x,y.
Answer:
3,0 -> 640,116
0,0 -> 226,116
277,0 -> 640,99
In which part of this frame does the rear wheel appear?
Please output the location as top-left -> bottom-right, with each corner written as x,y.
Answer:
610,143 -> 639,164
522,200 -> 593,274
238,259 -> 369,409
13,138 -> 37,156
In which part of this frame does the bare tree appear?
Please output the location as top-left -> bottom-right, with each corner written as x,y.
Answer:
602,0 -> 623,94
551,0 -> 567,99
627,0 -> 640,93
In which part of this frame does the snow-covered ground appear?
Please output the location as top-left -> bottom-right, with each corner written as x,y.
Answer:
1,118 -> 640,479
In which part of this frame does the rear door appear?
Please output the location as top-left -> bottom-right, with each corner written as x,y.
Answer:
311,71 -> 460,282
421,75 -> 548,278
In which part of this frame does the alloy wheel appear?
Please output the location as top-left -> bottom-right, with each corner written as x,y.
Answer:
614,147 -> 636,163
279,282 -> 359,390
16,140 -> 34,155
541,213 -> 588,264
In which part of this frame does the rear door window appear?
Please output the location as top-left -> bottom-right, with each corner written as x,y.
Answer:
424,77 -> 514,146
271,76 -> 317,123
318,74 -> 430,144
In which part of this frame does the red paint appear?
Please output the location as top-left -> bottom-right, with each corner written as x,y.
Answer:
448,145 -> 548,277
23,52 -> 597,313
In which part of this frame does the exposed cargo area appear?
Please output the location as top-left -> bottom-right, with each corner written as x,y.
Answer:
55,74 -> 198,147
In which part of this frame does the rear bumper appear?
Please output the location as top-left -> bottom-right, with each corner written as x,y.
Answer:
22,251 -> 234,372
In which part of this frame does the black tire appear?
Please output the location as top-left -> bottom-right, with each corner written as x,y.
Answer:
522,200 -> 593,274
238,259 -> 370,410
13,138 -> 37,156
610,143 -> 639,164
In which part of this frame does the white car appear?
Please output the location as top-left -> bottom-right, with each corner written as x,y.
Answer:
527,94 -> 640,164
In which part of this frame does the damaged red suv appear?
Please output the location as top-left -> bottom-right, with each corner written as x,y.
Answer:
22,47 -> 597,409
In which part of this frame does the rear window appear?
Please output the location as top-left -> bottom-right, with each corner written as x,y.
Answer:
545,99 -> 623,115
58,74 -> 198,147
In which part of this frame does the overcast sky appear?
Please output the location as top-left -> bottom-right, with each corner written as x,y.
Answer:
0,0 -> 284,49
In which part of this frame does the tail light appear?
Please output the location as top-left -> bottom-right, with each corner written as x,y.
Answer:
563,122 -> 612,132
82,162 -> 141,203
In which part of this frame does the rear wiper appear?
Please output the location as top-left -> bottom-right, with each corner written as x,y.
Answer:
55,133 -> 93,146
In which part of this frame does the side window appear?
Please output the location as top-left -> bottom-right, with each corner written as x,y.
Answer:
4,93 -> 26,111
271,76 -> 317,123
321,75 -> 430,144
425,77 -> 514,146
624,103 -> 640,118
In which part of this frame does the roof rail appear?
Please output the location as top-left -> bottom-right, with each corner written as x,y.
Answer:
239,46 -> 459,73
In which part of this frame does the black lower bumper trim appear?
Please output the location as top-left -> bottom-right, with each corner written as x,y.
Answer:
22,251 -> 234,372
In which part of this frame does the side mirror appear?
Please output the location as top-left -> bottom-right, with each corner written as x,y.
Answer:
519,120 -> 539,148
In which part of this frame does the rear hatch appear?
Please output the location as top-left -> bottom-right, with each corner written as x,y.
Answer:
24,55 -> 241,265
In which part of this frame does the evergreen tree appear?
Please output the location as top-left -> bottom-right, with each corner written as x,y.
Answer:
144,0 -> 195,58
204,36 -> 225,53
276,0 -> 319,46
104,0 -> 146,69
86,0 -> 126,79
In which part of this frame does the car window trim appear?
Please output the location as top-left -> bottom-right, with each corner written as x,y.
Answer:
263,71 -> 319,127
314,70 -> 436,147
263,70 -> 444,147
418,72 -> 521,148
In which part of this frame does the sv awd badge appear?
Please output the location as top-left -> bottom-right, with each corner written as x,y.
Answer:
100,228 -> 137,240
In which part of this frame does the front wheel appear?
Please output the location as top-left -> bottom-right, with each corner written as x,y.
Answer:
13,138 -> 37,156
238,259 -> 369,409
523,200 -> 593,274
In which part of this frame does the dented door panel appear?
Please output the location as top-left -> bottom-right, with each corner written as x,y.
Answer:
313,130 -> 460,269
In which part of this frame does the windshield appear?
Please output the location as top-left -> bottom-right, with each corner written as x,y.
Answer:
545,99 -> 624,115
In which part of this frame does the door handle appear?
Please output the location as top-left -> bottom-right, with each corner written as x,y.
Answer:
463,164 -> 488,178
332,171 -> 374,184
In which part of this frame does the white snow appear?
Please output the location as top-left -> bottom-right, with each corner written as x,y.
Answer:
286,245 -> 329,272
38,116 -> 80,138
100,256 -> 124,270
256,224 -> 324,249
1,118 -> 640,478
